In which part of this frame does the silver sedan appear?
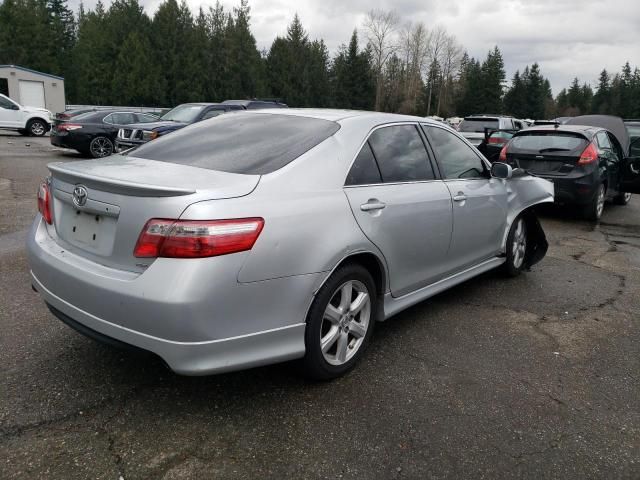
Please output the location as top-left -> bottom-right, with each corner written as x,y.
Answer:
28,109 -> 554,379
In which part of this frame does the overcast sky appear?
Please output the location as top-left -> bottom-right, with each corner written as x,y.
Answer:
80,0 -> 639,94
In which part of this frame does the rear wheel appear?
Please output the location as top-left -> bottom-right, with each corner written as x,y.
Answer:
89,136 -> 114,158
503,216 -> 528,277
27,119 -> 47,137
613,192 -> 632,206
303,264 -> 376,380
582,183 -> 606,221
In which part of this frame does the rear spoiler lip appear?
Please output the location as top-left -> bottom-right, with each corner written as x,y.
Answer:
48,162 -> 196,197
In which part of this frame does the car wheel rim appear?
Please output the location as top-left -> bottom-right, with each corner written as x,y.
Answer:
596,185 -> 605,218
320,279 -> 371,366
624,192 -> 632,203
512,218 -> 527,269
91,138 -> 113,157
31,122 -> 44,135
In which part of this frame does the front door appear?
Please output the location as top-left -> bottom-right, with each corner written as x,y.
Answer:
620,156 -> 640,194
424,125 -> 508,271
344,124 -> 453,297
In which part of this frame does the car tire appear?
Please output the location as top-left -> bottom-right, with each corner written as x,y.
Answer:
582,183 -> 606,221
26,119 -> 47,137
302,263 -> 377,380
89,136 -> 114,158
613,192 -> 632,206
503,215 -> 528,277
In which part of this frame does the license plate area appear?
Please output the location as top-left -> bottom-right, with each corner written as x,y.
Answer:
57,206 -> 118,256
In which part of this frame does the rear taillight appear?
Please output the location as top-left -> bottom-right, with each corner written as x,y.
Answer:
57,123 -> 82,132
37,181 -> 52,224
488,136 -> 504,145
134,218 -> 265,258
499,144 -> 508,162
577,142 -> 599,165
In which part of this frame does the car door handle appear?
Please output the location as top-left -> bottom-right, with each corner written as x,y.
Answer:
453,193 -> 467,202
360,200 -> 386,212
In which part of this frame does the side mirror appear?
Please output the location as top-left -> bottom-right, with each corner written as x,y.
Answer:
11,104 -> 19,110
491,162 -> 513,179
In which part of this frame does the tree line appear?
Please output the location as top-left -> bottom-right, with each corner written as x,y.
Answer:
0,0 -> 639,119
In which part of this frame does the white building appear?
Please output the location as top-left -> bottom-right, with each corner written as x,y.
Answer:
0,65 -> 66,114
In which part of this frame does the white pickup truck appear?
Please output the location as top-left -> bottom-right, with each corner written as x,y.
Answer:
0,93 -> 53,136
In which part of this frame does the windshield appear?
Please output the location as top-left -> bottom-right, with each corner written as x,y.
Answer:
458,119 -> 499,133
130,113 -> 340,175
510,132 -> 588,154
161,104 -> 206,123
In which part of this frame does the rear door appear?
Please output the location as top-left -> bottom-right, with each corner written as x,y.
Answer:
505,131 -> 590,175
343,124 -> 454,297
424,125 -> 507,270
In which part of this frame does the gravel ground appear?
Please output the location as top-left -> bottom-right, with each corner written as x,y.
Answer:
1,132 -> 639,479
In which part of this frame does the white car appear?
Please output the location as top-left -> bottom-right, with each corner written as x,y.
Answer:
0,93 -> 53,136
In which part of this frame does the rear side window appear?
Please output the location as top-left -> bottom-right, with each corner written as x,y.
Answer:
509,132 -> 588,154
346,142 -> 382,185
130,113 -> 340,175
595,131 -> 612,151
458,118 -> 499,133
368,125 -> 434,182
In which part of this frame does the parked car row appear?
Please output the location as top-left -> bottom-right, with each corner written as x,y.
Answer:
49,99 -> 287,157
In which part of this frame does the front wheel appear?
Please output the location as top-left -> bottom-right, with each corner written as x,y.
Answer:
27,119 -> 48,136
303,264 -> 376,380
503,216 -> 528,277
89,136 -> 114,158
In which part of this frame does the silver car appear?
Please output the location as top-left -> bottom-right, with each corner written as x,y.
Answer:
28,109 -> 554,379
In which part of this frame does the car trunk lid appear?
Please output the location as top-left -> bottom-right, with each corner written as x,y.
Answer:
47,156 -> 260,272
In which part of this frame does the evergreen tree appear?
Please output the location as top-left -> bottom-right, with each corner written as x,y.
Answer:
504,70 -> 525,116
480,46 -> 505,113
330,30 -> 374,110
592,69 -> 611,114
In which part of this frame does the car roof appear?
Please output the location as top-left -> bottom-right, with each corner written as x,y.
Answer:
178,103 -> 221,107
233,108 -> 437,126
517,124 -> 601,135
222,99 -> 285,106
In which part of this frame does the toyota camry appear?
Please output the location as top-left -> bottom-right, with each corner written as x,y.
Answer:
28,109 -> 555,379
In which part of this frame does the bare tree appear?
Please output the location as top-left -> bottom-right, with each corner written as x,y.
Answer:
436,33 -> 463,116
400,21 -> 430,113
363,9 -> 399,111
425,25 -> 448,116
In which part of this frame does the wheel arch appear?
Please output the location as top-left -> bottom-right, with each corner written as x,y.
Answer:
26,116 -> 50,129
502,206 -> 548,269
307,250 -> 389,323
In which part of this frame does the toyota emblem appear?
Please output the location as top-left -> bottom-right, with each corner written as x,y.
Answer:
72,185 -> 88,207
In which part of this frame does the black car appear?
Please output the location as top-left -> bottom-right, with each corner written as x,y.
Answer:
499,115 -> 640,220
115,100 -> 288,151
51,110 -> 159,158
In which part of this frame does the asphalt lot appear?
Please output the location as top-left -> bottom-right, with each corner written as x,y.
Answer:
1,131 -> 639,479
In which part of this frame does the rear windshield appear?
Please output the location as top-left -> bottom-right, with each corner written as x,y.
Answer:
509,132 -> 588,153
130,113 -> 340,174
458,119 -> 499,133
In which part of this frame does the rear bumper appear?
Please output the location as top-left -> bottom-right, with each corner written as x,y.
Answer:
27,217 -> 318,375
537,172 -> 600,206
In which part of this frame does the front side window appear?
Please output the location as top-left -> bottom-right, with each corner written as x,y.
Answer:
345,142 -> 382,185
426,126 -> 488,180
136,113 -> 159,123
0,95 -> 16,109
105,113 -> 136,125
367,125 -> 434,183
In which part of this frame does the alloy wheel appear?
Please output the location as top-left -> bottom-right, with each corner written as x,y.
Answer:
511,218 -> 527,269
596,184 -> 605,219
30,121 -> 45,136
624,192 -> 632,203
90,137 -> 113,158
320,280 -> 371,366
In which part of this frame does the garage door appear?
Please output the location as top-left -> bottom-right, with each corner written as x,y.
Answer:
19,80 -> 46,109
